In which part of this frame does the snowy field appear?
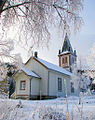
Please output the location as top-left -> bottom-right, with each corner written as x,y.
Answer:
0,95 -> 95,120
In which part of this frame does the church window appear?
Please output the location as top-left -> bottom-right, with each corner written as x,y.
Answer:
20,81 -> 26,90
71,82 -> 74,93
58,78 -> 62,91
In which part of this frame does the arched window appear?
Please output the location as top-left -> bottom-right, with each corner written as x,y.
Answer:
65,57 -> 67,63
62,58 -> 65,64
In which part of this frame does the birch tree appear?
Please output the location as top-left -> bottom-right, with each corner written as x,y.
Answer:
71,62 -> 91,104
0,0 -> 83,48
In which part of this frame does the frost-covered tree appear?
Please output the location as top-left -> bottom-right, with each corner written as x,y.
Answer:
87,43 -> 95,91
71,62 -> 91,104
5,63 -> 16,77
0,0 -> 83,48
0,0 -> 83,80
72,65 -> 90,92
5,63 -> 16,98
0,39 -> 23,81
88,43 -> 95,69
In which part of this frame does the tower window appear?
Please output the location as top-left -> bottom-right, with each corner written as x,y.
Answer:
62,57 -> 67,64
62,58 -> 65,64
65,57 -> 67,63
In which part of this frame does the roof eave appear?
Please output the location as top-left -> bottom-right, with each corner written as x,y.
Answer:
13,70 -> 41,79
33,57 -> 49,69
48,68 -> 72,76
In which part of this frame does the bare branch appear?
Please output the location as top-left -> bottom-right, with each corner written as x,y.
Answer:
0,0 -> 7,14
1,1 -> 51,13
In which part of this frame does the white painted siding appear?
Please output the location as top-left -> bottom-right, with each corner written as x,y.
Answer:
25,58 -> 48,96
15,72 -> 30,97
31,78 -> 40,95
49,71 -> 71,97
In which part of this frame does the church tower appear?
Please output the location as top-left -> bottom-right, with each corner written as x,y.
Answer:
58,33 -> 77,72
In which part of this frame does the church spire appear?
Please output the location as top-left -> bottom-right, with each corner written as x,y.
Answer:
62,33 -> 73,53
58,33 -> 77,72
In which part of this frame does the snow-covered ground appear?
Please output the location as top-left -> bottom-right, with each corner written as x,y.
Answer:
0,95 -> 95,120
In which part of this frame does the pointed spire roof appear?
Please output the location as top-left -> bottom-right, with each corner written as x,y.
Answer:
62,33 -> 73,53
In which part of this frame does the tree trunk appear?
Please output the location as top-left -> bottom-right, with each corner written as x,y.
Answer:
0,0 -> 7,14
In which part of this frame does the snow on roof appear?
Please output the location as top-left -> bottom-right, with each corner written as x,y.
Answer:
34,57 -> 72,76
22,68 -> 40,78
58,51 -> 70,56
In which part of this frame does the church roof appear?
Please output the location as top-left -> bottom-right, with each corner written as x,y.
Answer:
13,68 -> 41,78
62,34 -> 73,53
34,57 -> 72,76
22,68 -> 41,78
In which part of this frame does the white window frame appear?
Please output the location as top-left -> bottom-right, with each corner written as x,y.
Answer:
20,81 -> 26,90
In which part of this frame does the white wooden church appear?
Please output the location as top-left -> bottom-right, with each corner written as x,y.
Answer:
13,34 -> 78,99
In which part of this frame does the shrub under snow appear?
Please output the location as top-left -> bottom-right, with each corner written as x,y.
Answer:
32,105 -> 67,120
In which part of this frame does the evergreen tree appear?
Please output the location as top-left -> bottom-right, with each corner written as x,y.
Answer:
5,63 -> 16,98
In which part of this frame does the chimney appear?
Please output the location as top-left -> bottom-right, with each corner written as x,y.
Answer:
34,51 -> 38,58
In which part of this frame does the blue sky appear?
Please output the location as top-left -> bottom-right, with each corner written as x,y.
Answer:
37,0 -> 95,65
71,0 -> 95,57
